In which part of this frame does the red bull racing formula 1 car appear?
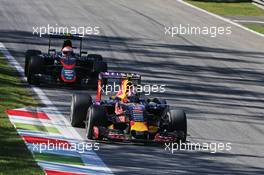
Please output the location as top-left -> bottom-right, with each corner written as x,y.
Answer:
70,72 -> 187,143
24,34 -> 107,86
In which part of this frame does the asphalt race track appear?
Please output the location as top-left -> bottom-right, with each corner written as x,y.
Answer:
1,0 -> 264,174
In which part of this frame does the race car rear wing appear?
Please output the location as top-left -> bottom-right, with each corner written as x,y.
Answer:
48,33 -> 83,40
96,72 -> 141,102
99,72 -> 141,80
45,33 -> 83,55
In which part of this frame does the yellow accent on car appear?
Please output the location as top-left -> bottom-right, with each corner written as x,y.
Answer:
131,122 -> 148,132
117,79 -> 128,100
108,124 -> 114,129
148,125 -> 158,133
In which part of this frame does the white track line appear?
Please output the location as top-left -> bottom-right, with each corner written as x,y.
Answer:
233,20 -> 264,24
253,2 -> 264,10
178,0 -> 264,38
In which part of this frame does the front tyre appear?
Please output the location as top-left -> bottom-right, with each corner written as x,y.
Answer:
86,105 -> 107,140
167,109 -> 187,142
70,93 -> 92,128
25,50 -> 41,76
27,55 -> 43,85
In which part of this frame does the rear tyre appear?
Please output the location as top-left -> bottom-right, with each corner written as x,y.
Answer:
167,109 -> 187,142
93,61 -> 107,73
27,55 -> 43,85
153,98 -> 167,105
89,62 -> 107,89
25,50 -> 41,76
99,61 -> 107,72
70,93 -> 92,128
85,54 -> 107,88
86,105 -> 107,140
87,54 -> 103,62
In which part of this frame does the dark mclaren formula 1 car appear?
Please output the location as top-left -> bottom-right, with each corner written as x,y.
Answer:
70,72 -> 187,143
24,34 -> 107,86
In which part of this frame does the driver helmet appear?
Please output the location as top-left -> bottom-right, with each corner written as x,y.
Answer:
126,81 -> 134,97
62,46 -> 73,57
126,82 -> 140,103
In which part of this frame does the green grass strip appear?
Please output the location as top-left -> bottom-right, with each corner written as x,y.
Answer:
0,53 -> 44,174
185,1 -> 264,16
244,23 -> 264,34
14,122 -> 60,134
34,153 -> 84,166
